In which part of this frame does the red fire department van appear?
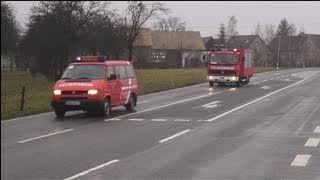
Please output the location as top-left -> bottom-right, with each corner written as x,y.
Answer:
205,48 -> 254,87
51,56 -> 138,118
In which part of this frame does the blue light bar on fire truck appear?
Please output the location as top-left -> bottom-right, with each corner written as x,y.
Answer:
74,56 -> 108,62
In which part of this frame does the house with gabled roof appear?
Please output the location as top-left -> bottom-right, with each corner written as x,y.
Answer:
268,34 -> 320,67
133,28 -> 206,68
227,35 -> 271,67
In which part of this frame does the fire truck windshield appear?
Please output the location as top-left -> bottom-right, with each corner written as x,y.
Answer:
61,64 -> 106,79
210,54 -> 237,65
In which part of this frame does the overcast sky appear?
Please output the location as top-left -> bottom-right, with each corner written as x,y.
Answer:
9,1 -> 320,37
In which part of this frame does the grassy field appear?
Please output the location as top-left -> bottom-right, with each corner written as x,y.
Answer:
1,67 -> 280,120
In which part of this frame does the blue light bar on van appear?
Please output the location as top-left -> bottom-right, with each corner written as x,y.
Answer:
73,56 -> 108,62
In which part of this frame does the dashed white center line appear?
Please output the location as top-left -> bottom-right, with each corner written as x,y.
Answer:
105,118 -> 121,121
270,78 -> 274,80
128,118 -> 145,121
253,81 -> 260,85
137,101 -> 148,104
64,159 -> 119,180
290,154 -> 311,167
314,126 -> 320,134
18,129 -> 74,143
262,80 -> 268,82
151,119 -> 167,122
159,129 -> 190,143
304,138 -> 320,147
174,119 -> 190,122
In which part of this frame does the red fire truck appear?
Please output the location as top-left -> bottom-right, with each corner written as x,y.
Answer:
51,56 -> 138,118
205,48 -> 254,87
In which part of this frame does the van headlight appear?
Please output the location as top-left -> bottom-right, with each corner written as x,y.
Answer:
88,89 -> 98,95
53,90 -> 61,95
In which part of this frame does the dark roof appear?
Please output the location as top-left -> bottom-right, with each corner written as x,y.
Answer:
268,35 -> 309,51
227,35 -> 258,48
202,36 -> 213,45
309,34 -> 320,48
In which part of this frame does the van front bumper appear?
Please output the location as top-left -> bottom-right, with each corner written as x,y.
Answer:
51,99 -> 104,111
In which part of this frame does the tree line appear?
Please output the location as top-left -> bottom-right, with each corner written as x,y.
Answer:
2,1 -> 307,81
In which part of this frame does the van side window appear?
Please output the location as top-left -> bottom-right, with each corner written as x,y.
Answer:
107,66 -> 116,80
125,65 -> 136,78
115,65 -> 128,79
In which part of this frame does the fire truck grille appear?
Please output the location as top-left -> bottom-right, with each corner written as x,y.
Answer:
209,70 -> 235,75
61,91 -> 87,95
60,97 -> 88,100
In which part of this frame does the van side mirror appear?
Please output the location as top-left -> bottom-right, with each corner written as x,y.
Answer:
202,54 -> 206,61
108,74 -> 117,80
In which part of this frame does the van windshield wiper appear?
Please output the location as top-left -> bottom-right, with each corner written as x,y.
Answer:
75,77 -> 91,79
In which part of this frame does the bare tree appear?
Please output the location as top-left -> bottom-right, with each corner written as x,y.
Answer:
125,1 -> 169,61
263,24 -> 275,45
218,23 -> 227,45
152,16 -> 186,31
289,22 -> 297,36
226,15 -> 238,39
254,21 -> 263,38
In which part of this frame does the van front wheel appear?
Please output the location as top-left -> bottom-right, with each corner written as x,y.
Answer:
55,110 -> 65,118
101,98 -> 111,117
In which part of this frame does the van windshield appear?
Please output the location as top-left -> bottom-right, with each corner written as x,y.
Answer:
210,54 -> 237,65
61,64 -> 106,79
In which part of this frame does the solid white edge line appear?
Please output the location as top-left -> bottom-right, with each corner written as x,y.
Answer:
1,112 -> 53,123
159,129 -> 190,143
64,159 -> 119,180
173,119 -> 190,122
18,129 -> 74,143
314,126 -> 320,134
290,154 -> 311,167
304,138 -> 320,147
206,75 -> 314,122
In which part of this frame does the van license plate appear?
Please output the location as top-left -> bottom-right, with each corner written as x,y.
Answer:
66,101 -> 80,105
220,77 -> 225,79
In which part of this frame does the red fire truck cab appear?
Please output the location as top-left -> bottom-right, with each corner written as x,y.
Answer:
51,56 -> 138,118
205,48 -> 254,87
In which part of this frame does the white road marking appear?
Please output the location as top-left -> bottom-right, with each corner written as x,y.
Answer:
64,159 -> 119,180
314,126 -> 320,134
274,73 -> 280,75
1,112 -> 53,124
202,101 -> 220,109
128,118 -> 144,121
260,86 -> 271,89
270,78 -> 274,80
105,118 -> 121,121
18,129 -> 74,143
106,92 -> 222,120
151,119 -> 167,122
159,129 -> 191,143
276,76 -> 280,79
262,80 -> 268,82
174,119 -> 190,122
304,138 -> 320,147
285,79 -> 291,82
206,75 -> 314,122
290,154 -> 311,167
137,101 -> 148,104
253,81 -> 260,85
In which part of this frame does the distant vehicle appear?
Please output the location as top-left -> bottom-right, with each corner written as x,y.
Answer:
204,47 -> 254,87
51,56 -> 138,118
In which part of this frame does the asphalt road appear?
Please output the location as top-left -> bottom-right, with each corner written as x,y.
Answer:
2,68 -> 320,180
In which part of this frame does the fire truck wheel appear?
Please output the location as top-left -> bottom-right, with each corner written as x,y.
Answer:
55,110 -> 65,118
209,81 -> 214,87
101,98 -> 111,117
236,77 -> 243,87
125,94 -> 135,111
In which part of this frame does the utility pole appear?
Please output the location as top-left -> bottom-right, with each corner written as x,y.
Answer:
277,36 -> 281,70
